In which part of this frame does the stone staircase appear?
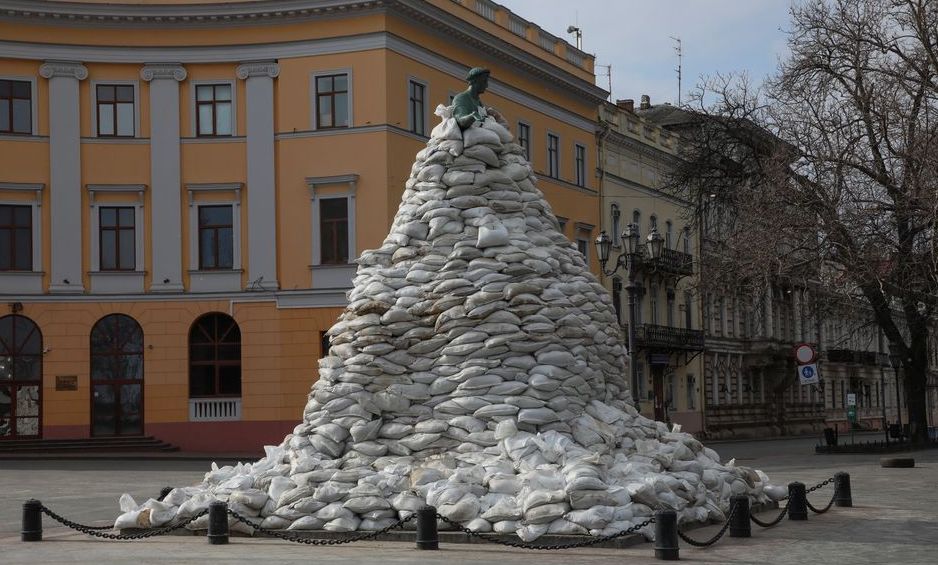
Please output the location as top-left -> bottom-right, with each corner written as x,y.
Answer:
0,436 -> 179,454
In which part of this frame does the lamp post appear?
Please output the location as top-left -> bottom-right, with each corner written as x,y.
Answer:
888,342 -> 903,441
596,224 -> 665,409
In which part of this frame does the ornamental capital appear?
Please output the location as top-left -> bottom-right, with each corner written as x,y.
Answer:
140,64 -> 187,82
39,61 -> 88,80
236,61 -> 280,80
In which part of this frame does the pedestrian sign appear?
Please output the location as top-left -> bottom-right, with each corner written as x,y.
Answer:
798,363 -> 819,385
847,405 -> 857,423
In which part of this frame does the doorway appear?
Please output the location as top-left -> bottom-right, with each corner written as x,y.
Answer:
90,314 -> 144,436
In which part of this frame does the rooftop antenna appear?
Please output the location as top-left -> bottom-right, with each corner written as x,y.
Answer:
670,35 -> 682,105
597,64 -> 612,101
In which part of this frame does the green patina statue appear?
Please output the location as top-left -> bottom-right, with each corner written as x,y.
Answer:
452,67 -> 502,129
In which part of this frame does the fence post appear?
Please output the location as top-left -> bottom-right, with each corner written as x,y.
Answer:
834,472 -> 852,507
21,499 -> 42,542
653,509 -> 679,561
415,506 -> 439,550
207,501 -> 229,545
729,495 -> 751,537
787,482 -> 807,521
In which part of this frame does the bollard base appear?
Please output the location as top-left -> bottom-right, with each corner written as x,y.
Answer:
21,531 -> 42,542
207,535 -> 229,545
729,529 -> 751,538
416,540 -> 439,550
654,547 -> 680,561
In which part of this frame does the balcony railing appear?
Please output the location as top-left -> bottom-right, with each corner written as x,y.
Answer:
189,398 -> 242,422
630,247 -> 694,277
825,349 -> 887,366
624,323 -> 705,351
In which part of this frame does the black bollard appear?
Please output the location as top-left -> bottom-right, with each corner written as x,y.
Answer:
729,495 -> 751,538
653,509 -> 679,561
415,506 -> 439,550
158,487 -> 173,502
788,482 -> 807,521
21,499 -> 42,542
207,501 -> 229,545
834,472 -> 852,507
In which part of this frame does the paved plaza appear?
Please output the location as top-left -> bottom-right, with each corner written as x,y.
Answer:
0,435 -> 936,564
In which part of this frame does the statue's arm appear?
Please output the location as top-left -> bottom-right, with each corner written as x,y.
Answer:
452,93 -> 482,129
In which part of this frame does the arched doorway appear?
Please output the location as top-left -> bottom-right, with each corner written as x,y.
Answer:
0,314 -> 42,439
90,314 -> 143,436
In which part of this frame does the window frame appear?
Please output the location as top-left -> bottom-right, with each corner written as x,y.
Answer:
98,206 -> 137,271
197,205 -> 235,271
0,203 -> 33,271
0,184 -> 43,294
189,80 -> 237,138
407,77 -> 428,137
318,197 -> 350,266
610,203 -> 621,246
547,132 -> 560,178
188,313 -> 242,399
574,143 -> 587,187
186,184 -> 243,291
0,76 -> 37,136
86,184 -> 146,293
311,69 -> 352,130
517,121 -> 531,161
91,80 -> 139,138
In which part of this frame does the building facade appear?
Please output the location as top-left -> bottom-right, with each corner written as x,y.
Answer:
0,0 -> 606,450
597,99 -> 705,434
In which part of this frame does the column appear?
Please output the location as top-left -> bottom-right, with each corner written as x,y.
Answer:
141,64 -> 187,292
40,61 -> 87,293
763,279 -> 775,339
237,61 -> 280,290
793,289 -> 803,341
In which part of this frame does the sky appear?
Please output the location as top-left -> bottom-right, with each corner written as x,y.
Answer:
498,0 -> 795,106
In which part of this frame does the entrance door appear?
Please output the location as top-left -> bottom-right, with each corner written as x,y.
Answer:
90,314 -> 143,436
0,315 -> 42,439
653,370 -> 666,422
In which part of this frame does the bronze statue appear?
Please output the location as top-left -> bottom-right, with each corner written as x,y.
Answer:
452,67 -> 503,129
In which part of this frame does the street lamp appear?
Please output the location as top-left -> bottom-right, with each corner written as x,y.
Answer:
596,224 -> 665,409
888,342 -> 903,441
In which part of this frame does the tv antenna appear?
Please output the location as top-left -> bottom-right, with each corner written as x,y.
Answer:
670,35 -> 682,105
597,64 -> 612,101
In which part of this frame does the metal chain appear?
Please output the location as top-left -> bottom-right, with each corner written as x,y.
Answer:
226,509 -> 414,545
806,492 -> 835,514
435,513 -> 654,550
806,477 -> 834,494
40,505 -> 208,540
750,503 -> 789,527
676,501 -> 737,548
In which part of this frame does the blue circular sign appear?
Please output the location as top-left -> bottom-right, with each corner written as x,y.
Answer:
801,366 -> 815,378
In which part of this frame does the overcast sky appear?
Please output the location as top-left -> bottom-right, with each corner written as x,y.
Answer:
499,0 -> 794,106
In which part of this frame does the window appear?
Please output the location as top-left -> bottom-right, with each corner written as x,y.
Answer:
636,361 -> 645,400
0,204 -> 31,270
665,220 -> 673,249
547,133 -> 559,178
320,198 -> 349,265
0,314 -> 42,438
96,84 -> 134,137
575,144 -> 586,187
684,291 -> 693,329
650,284 -> 659,325
632,210 -> 641,238
556,215 -> 568,234
611,204 -> 621,246
90,314 -> 143,436
686,375 -> 696,410
517,122 -> 530,160
612,277 -> 623,324
0,79 -> 31,134
99,207 -> 135,271
189,313 -> 241,397
576,238 -> 589,262
198,205 -> 234,270
667,291 -> 675,327
196,84 -> 233,136
316,73 -> 349,129
650,214 -> 658,233
408,79 -> 426,136
319,331 -> 331,359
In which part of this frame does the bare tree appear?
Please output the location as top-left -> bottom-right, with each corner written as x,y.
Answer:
661,0 -> 938,443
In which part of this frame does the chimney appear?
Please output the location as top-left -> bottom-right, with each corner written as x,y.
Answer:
616,99 -> 634,112
640,94 -> 651,110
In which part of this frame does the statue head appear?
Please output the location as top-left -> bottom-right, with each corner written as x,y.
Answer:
466,67 -> 490,94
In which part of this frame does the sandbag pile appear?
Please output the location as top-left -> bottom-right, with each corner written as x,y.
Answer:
116,104 -> 784,540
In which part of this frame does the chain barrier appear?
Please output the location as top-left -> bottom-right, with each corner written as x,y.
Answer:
435,513 -> 654,550
806,476 -> 836,514
675,501 -> 737,548
226,509 -> 415,545
40,505 -> 208,540
750,503 -> 789,527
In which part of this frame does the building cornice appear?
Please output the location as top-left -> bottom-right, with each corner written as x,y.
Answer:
39,60 -> 87,80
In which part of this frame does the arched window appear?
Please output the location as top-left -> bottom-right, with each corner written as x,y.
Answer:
649,214 -> 658,233
189,313 -> 241,397
611,204 -> 621,246
0,314 -> 42,438
632,210 -> 641,238
90,314 -> 143,436
665,220 -> 673,249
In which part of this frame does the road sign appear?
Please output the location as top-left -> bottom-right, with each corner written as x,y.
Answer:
798,363 -> 819,385
846,393 -> 857,407
847,405 -> 857,423
794,343 -> 817,364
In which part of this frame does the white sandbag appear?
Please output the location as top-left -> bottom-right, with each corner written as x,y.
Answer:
476,223 -> 510,248
463,126 -> 502,147
316,502 -> 354,521
564,506 -> 616,529
287,516 -> 326,530
516,523 -> 550,542
324,516 -> 362,532
343,496 -> 391,513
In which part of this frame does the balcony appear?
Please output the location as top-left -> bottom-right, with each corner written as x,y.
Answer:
625,323 -> 705,351
825,349 -> 887,366
631,247 -> 694,277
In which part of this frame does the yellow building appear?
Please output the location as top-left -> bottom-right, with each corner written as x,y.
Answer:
0,0 -> 606,450
596,98 -> 705,433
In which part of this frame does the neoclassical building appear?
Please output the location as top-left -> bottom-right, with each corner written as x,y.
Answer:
0,0 -> 606,450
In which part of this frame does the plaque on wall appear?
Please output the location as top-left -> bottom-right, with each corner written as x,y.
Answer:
55,375 -> 78,391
